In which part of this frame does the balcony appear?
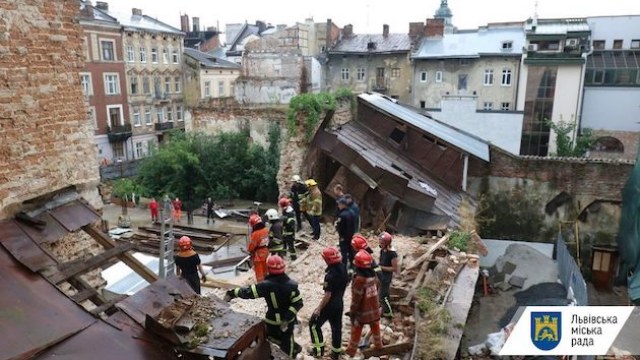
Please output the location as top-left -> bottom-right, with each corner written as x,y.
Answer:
154,91 -> 171,103
107,123 -> 132,143
155,122 -> 174,131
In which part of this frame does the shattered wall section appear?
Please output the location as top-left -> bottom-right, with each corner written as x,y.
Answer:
0,0 -> 100,219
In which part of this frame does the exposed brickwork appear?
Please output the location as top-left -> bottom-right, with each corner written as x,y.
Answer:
0,1 -> 100,219
588,130 -> 639,162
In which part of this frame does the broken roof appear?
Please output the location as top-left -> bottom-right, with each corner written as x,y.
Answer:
184,48 -> 241,69
358,93 -> 490,161
330,34 -> 412,54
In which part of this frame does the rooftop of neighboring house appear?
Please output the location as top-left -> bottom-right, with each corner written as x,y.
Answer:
413,24 -> 525,59
330,33 -> 412,54
184,48 -> 240,69
525,17 -> 590,35
109,8 -> 183,35
79,1 -> 119,26
226,21 -> 274,53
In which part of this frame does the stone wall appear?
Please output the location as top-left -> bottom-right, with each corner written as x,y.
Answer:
0,0 -> 101,219
588,129 -> 639,162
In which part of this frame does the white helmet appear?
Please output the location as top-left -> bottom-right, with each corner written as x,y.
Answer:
291,174 -> 301,182
265,208 -> 279,221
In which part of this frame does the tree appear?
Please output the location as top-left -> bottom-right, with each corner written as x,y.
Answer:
547,118 -> 593,157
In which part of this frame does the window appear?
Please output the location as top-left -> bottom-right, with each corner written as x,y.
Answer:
174,76 -> 181,93
419,101 -> 426,108
176,105 -> 183,121
107,105 -> 123,127
592,40 -> 605,50
458,74 -> 468,90
435,71 -> 443,83
484,69 -> 493,86
172,50 -> 179,64
104,73 -> 120,95
167,107 -> 173,122
127,46 -> 135,62
501,69 -> 512,86
80,73 -> 92,96
420,71 -> 427,82
501,102 -> 510,111
144,108 -> 152,125
164,77 -> 171,94
631,40 -> 640,49
143,76 -> 150,94
162,48 -> 169,64
613,40 -> 623,49
82,37 -> 89,60
151,47 -> 158,63
133,107 -> 141,126
113,141 -> 124,159
460,58 -> 470,66
135,142 -> 144,158
391,68 -> 400,78
341,68 -> 349,81
156,107 -> 164,122
230,82 -> 235,96
130,76 -> 138,95
502,41 -> 513,50
204,81 -> 211,97
100,40 -> 115,61
483,102 -> 493,110
356,68 -> 366,81
389,127 -> 406,144
139,46 -> 147,63
218,81 -> 225,97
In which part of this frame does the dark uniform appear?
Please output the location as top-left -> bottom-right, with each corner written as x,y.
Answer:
268,220 -> 286,256
336,207 -> 355,267
290,181 -> 308,232
229,274 -> 304,358
309,262 -> 349,357
379,248 -> 398,317
282,207 -> 297,260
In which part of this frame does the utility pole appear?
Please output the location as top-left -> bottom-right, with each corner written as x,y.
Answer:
158,206 -> 175,278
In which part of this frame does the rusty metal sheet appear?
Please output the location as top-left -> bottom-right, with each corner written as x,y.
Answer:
34,320 -> 177,360
0,245 -> 96,360
48,200 -> 101,232
17,212 -> 69,245
0,219 -> 56,272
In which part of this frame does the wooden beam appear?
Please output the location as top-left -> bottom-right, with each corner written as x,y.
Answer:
362,342 -> 413,357
83,225 -> 158,283
406,234 -> 450,270
89,294 -> 128,315
405,259 -> 430,302
71,288 -> 98,303
49,243 -> 133,284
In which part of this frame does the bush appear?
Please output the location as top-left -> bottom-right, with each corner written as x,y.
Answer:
448,230 -> 471,251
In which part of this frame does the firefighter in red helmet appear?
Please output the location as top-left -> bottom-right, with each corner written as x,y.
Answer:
225,255 -> 303,358
175,236 -> 207,294
248,214 -> 269,282
378,232 -> 398,318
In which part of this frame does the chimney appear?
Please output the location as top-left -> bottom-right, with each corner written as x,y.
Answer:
95,1 -> 108,11
383,24 -> 389,37
192,17 -> 200,32
132,8 -> 142,16
325,18 -> 332,51
256,21 -> 267,33
180,14 -> 190,33
342,24 -> 353,38
409,22 -> 424,39
425,18 -> 444,37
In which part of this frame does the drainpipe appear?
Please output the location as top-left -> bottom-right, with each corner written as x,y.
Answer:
574,48 -> 593,145
462,154 -> 469,191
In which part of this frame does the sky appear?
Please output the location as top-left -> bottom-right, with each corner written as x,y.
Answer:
104,0 -> 639,40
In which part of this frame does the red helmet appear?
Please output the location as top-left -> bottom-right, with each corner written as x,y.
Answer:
248,214 -> 262,227
322,246 -> 342,265
379,232 -> 392,247
351,234 -> 369,251
278,197 -> 291,208
177,236 -> 192,251
266,255 -> 286,275
354,249 -> 373,269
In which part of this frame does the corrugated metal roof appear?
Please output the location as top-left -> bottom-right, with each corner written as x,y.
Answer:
358,93 -> 490,161
0,220 -> 56,272
330,34 -> 412,54
184,48 -> 241,69
413,26 -> 525,59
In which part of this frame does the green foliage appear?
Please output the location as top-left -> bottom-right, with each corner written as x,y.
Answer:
475,191 -> 547,241
546,119 -> 594,157
448,230 -> 470,251
287,91 -> 338,142
111,178 -> 139,199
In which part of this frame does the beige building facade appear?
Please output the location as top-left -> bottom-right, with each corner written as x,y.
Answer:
183,48 -> 240,106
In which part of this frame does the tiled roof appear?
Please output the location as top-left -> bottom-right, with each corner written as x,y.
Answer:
330,34 -> 412,54
184,48 -> 240,69
413,26 -> 525,59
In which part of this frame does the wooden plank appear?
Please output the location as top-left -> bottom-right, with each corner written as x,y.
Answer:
89,294 -> 128,315
406,234 -> 450,270
50,243 -> 133,284
404,259 -> 430,302
71,288 -> 98,303
362,342 -> 413,357
83,225 -> 158,283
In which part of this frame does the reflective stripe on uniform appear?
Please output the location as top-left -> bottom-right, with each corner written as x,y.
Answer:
251,284 -> 259,298
288,306 -> 298,315
310,323 -> 324,353
264,317 -> 280,325
270,292 -> 279,309
233,288 -> 240,297
291,293 -> 302,303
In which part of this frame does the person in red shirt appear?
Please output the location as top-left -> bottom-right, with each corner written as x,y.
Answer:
248,214 -> 270,282
172,197 -> 182,223
149,197 -> 159,223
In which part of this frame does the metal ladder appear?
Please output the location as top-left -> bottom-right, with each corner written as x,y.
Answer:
158,207 -> 175,278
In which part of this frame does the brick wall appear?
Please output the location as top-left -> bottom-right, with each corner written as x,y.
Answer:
0,1 -> 100,219
588,130 -> 639,162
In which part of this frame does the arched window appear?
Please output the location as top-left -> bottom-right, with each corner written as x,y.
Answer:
592,136 -> 624,153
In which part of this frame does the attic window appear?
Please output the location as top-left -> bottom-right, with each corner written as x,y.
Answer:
367,41 -> 377,50
423,134 -> 447,151
389,127 -> 406,144
502,41 -> 513,50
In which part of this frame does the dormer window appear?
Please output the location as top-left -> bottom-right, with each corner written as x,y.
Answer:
501,41 -> 513,50
367,41 -> 377,50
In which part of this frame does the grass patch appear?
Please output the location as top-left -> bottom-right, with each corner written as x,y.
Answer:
194,322 -> 209,337
448,230 -> 471,252
415,286 -> 452,359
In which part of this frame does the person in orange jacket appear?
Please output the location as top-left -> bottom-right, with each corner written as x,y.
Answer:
248,214 -> 270,282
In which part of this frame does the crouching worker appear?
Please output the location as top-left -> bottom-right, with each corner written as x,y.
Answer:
309,247 -> 349,359
225,255 -> 303,358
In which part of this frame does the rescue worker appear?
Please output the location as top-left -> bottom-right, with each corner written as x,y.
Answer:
204,197 -> 215,224
333,184 -> 361,233
345,250 -> 383,357
149,197 -> 159,223
290,175 -> 308,232
173,197 -> 182,223
309,247 -> 349,359
248,214 -> 270,282
378,232 -> 399,318
225,255 -> 303,358
351,234 -> 383,278
306,179 -> 322,240
336,197 -> 356,268
266,208 -> 286,257
279,197 -> 298,261
175,236 -> 207,295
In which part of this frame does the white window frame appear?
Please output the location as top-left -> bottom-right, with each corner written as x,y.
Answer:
218,81 -> 225,97
162,48 -> 169,64
100,39 -> 116,61
133,107 -> 141,127
501,69 -> 512,86
103,73 -> 120,95
106,104 -> 124,126
483,69 -> 494,86
391,68 -> 400,78
167,106 -> 173,122
204,81 -> 211,97
435,71 -> 443,83
631,39 -> 640,49
130,75 -> 138,95
151,47 -> 158,64
80,72 -> 92,96
156,107 -> 164,122
126,45 -> 135,62
356,67 -> 366,81
144,108 -> 152,125
501,102 -> 510,111
172,50 -> 179,64
176,105 -> 183,121
139,46 -> 147,63
420,71 -> 427,82
502,41 -> 513,50
483,102 -> 493,110
341,68 -> 349,81
135,142 -> 144,158
164,76 -> 171,94
174,76 -> 181,93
